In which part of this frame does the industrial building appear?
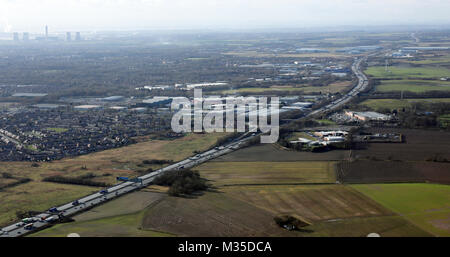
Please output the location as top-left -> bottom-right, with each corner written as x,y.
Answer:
74,105 -> 102,110
295,48 -> 329,53
401,47 -> 449,51
101,96 -> 125,102
291,102 -> 313,108
345,111 -> 391,121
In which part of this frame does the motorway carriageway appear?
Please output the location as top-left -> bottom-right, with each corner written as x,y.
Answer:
0,56 -> 370,237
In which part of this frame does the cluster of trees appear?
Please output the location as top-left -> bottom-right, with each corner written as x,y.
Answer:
209,132 -> 241,149
142,159 -> 173,165
0,176 -> 32,191
425,154 -> 449,163
152,169 -> 208,197
43,175 -> 110,187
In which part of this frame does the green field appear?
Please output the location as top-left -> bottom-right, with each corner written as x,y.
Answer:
400,57 -> 450,65
439,114 -> 450,128
45,127 -> 69,133
361,98 -> 450,111
352,183 -> 450,237
216,81 -> 351,95
0,133 -> 226,227
302,215 -> 431,237
313,119 -> 337,125
31,210 -> 173,237
287,132 -> 318,142
197,161 -> 336,186
366,66 -> 450,79
375,80 -> 450,93
0,182 -> 96,227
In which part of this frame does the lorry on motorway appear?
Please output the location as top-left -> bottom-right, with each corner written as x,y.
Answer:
44,216 -> 57,223
116,177 -> 129,182
21,218 -> 35,224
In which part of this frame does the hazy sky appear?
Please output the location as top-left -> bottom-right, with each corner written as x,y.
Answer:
1,0 -> 450,32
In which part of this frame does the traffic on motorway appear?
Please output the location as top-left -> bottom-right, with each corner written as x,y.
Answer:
0,56 -> 370,237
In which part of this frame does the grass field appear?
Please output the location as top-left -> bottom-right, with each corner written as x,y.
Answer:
0,133 -> 226,227
287,132 -> 318,142
73,191 -> 165,222
374,80 -> 450,93
197,161 -> 337,186
360,98 -> 450,111
30,191 -> 171,237
31,210 -> 173,237
366,66 -> 450,79
302,215 -> 431,237
218,81 -> 352,95
0,182 -> 96,227
45,127 -> 69,133
399,56 -> 450,65
313,119 -> 337,125
352,183 -> 450,237
223,51 -> 344,58
439,114 -> 450,128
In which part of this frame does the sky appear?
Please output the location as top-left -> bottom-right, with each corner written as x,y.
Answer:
1,0 -> 450,33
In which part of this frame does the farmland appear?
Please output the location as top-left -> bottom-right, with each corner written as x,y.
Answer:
360,98 -> 450,111
365,66 -> 450,79
31,210 -> 173,237
353,183 -> 450,237
339,128 -> 450,185
217,81 -> 352,95
222,185 -> 390,221
439,114 -> 450,128
31,191 -> 172,237
212,143 -> 351,162
0,133 -> 226,227
353,128 -> 450,161
374,79 -> 450,93
141,191 -> 293,237
197,161 -> 337,186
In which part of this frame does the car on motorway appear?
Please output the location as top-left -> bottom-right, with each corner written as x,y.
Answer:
99,189 -> 108,194
48,207 -> 58,213
0,229 -> 6,235
72,200 -> 80,206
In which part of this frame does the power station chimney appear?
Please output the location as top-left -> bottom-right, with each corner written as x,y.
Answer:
45,25 -> 48,39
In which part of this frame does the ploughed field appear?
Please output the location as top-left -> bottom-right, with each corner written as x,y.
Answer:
25,129 -> 450,237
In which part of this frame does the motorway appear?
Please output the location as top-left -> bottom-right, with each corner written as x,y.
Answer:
0,56 -> 370,237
